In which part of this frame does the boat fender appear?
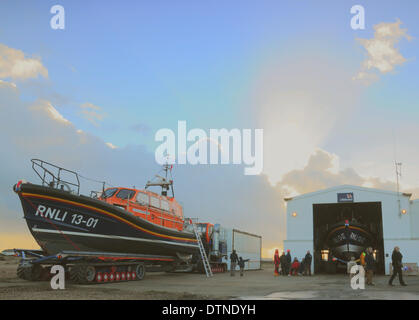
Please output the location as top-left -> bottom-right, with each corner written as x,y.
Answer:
13,179 -> 27,193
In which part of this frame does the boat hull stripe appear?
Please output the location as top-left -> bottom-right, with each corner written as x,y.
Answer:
31,228 -> 199,248
21,192 -> 197,243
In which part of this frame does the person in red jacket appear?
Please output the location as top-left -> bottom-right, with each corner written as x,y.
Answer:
274,249 -> 281,276
290,258 -> 300,276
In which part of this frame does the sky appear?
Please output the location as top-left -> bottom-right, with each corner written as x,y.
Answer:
0,0 -> 418,257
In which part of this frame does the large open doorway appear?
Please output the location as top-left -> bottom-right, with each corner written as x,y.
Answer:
313,202 -> 384,274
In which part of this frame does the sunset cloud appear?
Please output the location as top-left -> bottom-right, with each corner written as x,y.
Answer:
0,44 -> 48,80
278,148 -> 396,197
30,100 -> 71,125
106,142 -> 118,149
354,19 -> 412,84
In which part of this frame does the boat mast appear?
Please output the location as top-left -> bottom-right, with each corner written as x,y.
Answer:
393,129 -> 402,218
145,163 -> 175,198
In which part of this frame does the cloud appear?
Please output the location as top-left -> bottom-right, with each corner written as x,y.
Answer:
106,142 -> 118,149
79,102 -> 105,126
30,100 -> 71,125
0,44 -> 48,80
278,148 -> 397,196
354,19 -> 412,84
352,71 -> 379,85
0,79 -> 17,89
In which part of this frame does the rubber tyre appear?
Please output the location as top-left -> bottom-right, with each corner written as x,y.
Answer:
17,263 -> 26,280
17,263 -> 43,281
70,265 -> 96,284
134,263 -> 146,280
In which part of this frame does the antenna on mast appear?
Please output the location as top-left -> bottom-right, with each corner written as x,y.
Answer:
395,161 -> 402,217
145,158 -> 175,198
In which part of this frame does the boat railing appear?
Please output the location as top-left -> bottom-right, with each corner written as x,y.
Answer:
31,159 -> 81,195
90,190 -> 102,199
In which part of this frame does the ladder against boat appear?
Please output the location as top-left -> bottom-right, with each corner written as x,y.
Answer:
191,222 -> 213,278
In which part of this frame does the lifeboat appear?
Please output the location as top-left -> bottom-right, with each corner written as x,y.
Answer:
13,159 -> 199,258
325,219 -> 374,261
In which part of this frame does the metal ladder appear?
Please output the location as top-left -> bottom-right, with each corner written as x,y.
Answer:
192,223 -> 213,277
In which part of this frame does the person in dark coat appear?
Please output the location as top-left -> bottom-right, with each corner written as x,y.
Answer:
304,250 -> 312,276
238,257 -> 250,277
285,250 -> 292,275
389,246 -> 407,286
298,258 -> 305,275
279,252 -> 286,276
365,247 -> 376,285
230,250 -> 238,276
274,249 -> 281,276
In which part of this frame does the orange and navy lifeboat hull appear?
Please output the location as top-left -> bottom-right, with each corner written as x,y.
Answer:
325,221 -> 374,261
15,183 -> 199,257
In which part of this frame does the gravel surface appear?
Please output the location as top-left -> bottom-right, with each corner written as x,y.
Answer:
1,257 -> 418,300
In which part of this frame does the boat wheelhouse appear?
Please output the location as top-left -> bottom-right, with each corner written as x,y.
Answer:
99,187 -> 185,231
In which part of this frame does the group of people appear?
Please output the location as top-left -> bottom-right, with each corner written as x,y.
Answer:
351,246 -> 407,286
229,246 -> 408,287
273,249 -> 312,276
229,249 -> 249,277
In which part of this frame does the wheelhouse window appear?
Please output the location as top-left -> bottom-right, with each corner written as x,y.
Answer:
103,188 -> 118,199
136,192 -> 149,205
116,189 -> 135,200
150,195 -> 160,209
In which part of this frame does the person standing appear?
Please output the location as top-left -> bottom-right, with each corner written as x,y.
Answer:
274,249 -> 281,276
238,257 -> 249,277
365,247 -> 376,286
304,250 -> 312,276
360,249 -> 366,268
279,251 -> 287,276
230,250 -> 238,276
285,249 -> 292,276
389,246 -> 407,286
